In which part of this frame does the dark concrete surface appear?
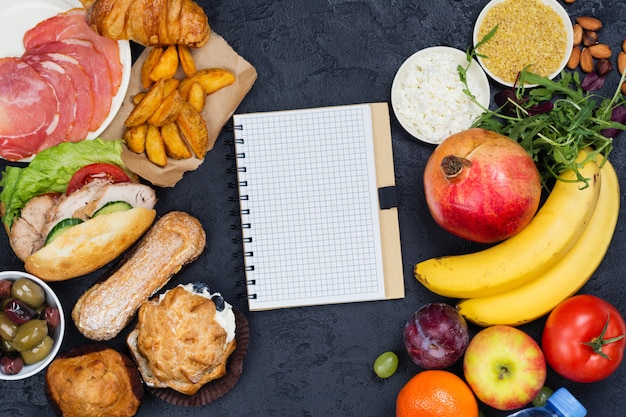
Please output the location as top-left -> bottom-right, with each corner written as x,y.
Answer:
2,1 -> 626,416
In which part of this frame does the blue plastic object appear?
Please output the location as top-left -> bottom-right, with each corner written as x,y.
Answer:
506,388 -> 587,417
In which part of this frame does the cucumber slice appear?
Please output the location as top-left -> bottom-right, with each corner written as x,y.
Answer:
44,218 -> 84,246
92,201 -> 133,217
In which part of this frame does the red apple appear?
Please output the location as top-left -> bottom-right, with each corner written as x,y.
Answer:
423,128 -> 541,243
463,325 -> 546,411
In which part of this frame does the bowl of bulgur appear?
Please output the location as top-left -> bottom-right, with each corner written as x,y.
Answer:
473,0 -> 573,87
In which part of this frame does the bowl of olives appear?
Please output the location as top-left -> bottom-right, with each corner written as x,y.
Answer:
0,271 -> 65,380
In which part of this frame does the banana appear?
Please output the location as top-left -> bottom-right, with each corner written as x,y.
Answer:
414,150 -> 602,298
457,159 -> 620,326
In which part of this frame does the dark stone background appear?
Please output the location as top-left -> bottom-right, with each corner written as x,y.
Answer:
2,1 -> 626,416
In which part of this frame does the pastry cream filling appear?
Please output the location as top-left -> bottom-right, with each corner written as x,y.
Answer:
177,283 -> 236,344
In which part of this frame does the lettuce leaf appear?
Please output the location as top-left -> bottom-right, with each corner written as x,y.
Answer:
0,139 -> 127,228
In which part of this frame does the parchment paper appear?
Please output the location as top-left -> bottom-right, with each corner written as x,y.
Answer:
100,32 -> 258,187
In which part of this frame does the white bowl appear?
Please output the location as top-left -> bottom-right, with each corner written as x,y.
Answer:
391,46 -> 490,145
473,0 -> 574,87
0,271 -> 65,380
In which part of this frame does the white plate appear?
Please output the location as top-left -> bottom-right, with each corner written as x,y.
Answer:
391,46 -> 490,145
473,0 -> 574,87
0,0 -> 131,162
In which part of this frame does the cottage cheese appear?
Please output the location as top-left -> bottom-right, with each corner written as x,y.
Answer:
392,48 -> 487,144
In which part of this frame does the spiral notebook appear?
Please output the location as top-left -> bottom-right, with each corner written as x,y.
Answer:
232,103 -> 404,311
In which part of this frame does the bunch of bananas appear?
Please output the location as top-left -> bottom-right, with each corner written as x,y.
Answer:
414,150 -> 620,326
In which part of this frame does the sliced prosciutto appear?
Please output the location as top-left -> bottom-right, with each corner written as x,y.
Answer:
21,58 -> 74,150
24,53 -> 93,142
23,8 -> 123,91
27,39 -> 114,132
0,58 -> 60,161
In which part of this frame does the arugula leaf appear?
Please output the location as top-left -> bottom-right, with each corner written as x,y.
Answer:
460,27 -> 626,190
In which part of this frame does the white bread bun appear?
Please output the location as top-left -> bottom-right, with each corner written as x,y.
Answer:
24,207 -> 156,281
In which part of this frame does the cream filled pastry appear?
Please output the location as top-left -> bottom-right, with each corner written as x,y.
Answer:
126,282 -> 236,395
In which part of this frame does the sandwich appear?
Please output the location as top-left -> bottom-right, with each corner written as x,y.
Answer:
0,139 -> 157,281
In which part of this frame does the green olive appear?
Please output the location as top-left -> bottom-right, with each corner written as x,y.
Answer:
0,297 -> 12,310
1,337 -> 16,353
11,278 -> 45,309
12,319 -> 48,352
0,312 -> 18,342
20,335 -> 53,365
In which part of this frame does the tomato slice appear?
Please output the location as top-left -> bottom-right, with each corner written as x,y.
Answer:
65,163 -> 132,195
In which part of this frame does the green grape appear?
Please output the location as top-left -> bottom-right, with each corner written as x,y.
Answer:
532,386 -> 554,407
373,351 -> 398,379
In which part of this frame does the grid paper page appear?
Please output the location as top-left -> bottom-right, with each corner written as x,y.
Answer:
233,104 -> 385,310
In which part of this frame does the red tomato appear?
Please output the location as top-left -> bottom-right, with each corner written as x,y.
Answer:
542,294 -> 626,383
66,163 -> 131,195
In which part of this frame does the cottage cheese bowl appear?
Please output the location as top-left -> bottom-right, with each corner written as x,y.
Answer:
0,271 -> 65,380
473,0 -> 574,87
391,46 -> 490,145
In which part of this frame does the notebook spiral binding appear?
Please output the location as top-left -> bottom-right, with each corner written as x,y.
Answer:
228,130 -> 257,300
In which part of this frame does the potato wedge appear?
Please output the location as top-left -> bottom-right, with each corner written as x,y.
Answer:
149,45 -> 179,82
132,92 -> 146,105
178,44 -> 197,77
176,102 -> 210,158
141,47 -> 163,89
125,79 -> 165,127
161,122 -> 192,159
178,68 -> 236,99
123,123 -> 149,153
186,81 -> 206,113
145,124 -> 167,167
163,78 -> 180,97
148,89 -> 184,127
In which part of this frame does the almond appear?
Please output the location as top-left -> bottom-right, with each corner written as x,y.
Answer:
589,43 -> 612,59
576,16 -> 603,31
567,46 -> 581,70
618,51 -> 626,76
579,47 -> 594,73
573,24 -> 583,46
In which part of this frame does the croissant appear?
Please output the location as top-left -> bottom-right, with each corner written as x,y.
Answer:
81,0 -> 211,47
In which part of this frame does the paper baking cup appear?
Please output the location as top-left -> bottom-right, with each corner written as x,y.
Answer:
150,308 -> 250,406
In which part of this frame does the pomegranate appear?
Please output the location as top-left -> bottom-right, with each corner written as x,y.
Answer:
423,128 -> 541,243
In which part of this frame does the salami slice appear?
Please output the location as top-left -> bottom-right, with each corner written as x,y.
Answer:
0,58 -> 60,161
23,8 -> 123,91
27,39 -> 114,132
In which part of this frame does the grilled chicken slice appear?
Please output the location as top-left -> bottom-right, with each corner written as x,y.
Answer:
9,194 -> 58,260
47,180 -> 157,226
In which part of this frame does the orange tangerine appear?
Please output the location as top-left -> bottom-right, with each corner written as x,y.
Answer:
396,369 -> 478,417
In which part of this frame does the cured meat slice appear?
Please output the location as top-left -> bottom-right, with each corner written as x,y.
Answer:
22,58 -> 74,150
23,8 -> 123,91
24,53 -> 93,142
27,39 -> 114,132
0,58 -> 60,161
